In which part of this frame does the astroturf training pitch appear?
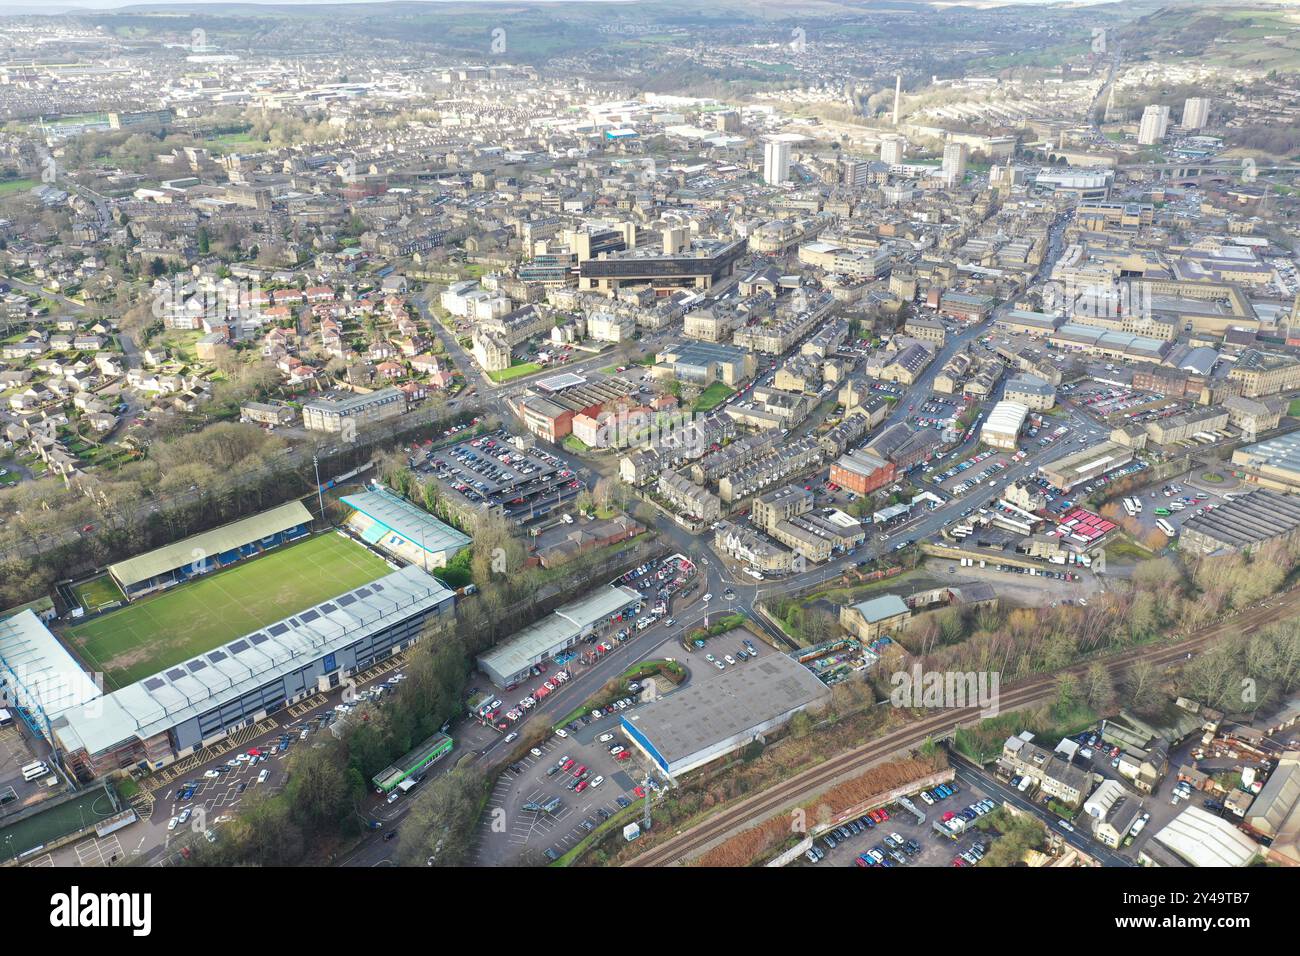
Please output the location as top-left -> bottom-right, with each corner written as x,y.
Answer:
63,533 -> 392,691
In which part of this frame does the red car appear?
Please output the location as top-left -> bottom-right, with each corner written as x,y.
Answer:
633,786 -> 646,798
247,748 -> 261,757
573,764 -> 587,777
616,751 -> 632,761
575,780 -> 589,793
561,759 -> 575,772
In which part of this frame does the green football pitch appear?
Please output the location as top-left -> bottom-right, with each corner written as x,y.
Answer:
63,533 -> 392,691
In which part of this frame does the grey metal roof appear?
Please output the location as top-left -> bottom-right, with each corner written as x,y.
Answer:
341,486 -> 470,557
108,499 -> 312,588
477,584 -> 642,680
620,647 -> 829,767
0,610 -> 103,728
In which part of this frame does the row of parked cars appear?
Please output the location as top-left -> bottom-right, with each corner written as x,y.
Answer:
916,782 -> 959,805
858,832 -> 923,867
950,840 -> 988,867
805,805 -> 902,864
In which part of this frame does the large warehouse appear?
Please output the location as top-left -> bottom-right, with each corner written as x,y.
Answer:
1180,488 -> 1300,555
50,564 -> 455,779
1038,441 -> 1135,492
107,500 -> 313,599
477,584 -> 642,687
980,401 -> 1030,450
1231,432 -> 1300,494
1139,805 -> 1261,867
341,485 -> 470,569
620,639 -> 830,777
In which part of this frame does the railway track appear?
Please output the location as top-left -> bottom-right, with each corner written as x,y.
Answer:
628,588 -> 1300,867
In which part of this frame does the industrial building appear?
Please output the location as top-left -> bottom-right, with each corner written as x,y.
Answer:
1038,441 -> 1135,492
476,585 -> 642,687
981,401 -> 1030,450
1231,433 -> 1300,494
829,446 -> 896,496
1245,751 -> 1300,865
619,640 -> 830,777
1139,805 -> 1261,867
1179,489 -> 1300,555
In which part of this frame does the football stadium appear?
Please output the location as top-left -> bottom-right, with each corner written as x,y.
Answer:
0,495 -> 461,779
65,531 -> 394,691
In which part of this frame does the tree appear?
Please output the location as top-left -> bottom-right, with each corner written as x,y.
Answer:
1125,659 -> 1165,718
1084,662 -> 1117,714
1053,671 -> 1079,719
396,763 -> 486,866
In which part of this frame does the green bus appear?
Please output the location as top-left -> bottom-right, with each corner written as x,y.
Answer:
372,732 -> 454,793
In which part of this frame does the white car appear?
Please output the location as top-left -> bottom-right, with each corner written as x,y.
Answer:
554,728 -> 568,739
203,770 -> 220,779
530,747 -> 543,757
503,732 -> 518,744
590,776 -> 604,788
702,593 -> 712,602
167,816 -> 180,831
258,769 -> 269,784
610,746 -> 625,756
919,791 -> 935,806
724,655 -> 736,666
598,733 -> 614,743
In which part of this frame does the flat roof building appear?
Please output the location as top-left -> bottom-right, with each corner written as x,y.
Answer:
1232,433 -> 1300,494
1038,441 -> 1135,492
620,637 -> 830,777
477,585 -> 642,687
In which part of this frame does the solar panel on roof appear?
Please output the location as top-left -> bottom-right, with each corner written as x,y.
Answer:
208,650 -> 227,663
166,668 -> 186,681
186,660 -> 207,673
371,583 -> 385,592
229,640 -> 250,655
320,603 -> 338,614
337,594 -> 357,607
144,677 -> 165,691
250,633 -> 269,645
300,610 -> 320,623
355,587 -> 372,599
